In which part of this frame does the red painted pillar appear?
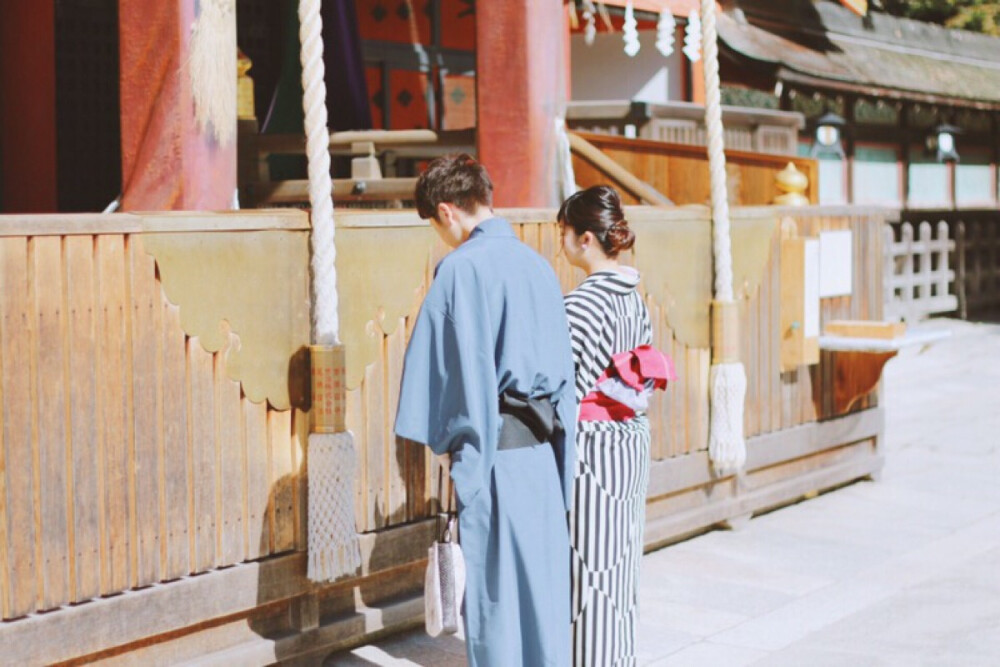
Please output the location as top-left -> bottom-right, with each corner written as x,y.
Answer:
476,0 -> 570,208
119,0 -> 236,211
0,1 -> 58,212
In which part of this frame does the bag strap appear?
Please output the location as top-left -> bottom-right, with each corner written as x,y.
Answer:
440,514 -> 458,544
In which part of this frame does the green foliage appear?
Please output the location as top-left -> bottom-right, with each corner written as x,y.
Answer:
877,0 -> 1000,34
880,0 -> 966,24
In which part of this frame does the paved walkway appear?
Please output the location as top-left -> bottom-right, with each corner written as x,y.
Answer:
326,319 -> 1000,666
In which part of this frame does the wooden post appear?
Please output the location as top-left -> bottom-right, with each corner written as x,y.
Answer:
0,1 -> 57,212
899,102 -> 909,210
844,95 -> 855,205
991,114 -> 1000,205
954,221 -> 967,320
118,0 -> 236,210
476,0 -> 569,207
689,60 -> 706,106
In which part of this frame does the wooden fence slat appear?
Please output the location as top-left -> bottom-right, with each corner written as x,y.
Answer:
96,235 -> 130,594
129,241 -> 162,586
364,360 -> 386,530
384,318 -> 409,521
771,224 -> 784,431
161,302 -> 190,579
293,409 -> 308,551
685,348 -> 703,453
32,237 -> 70,610
216,354 -> 245,566
346,387 -> 367,532
188,339 -> 217,571
65,236 -> 100,602
383,325 -> 406,525
755,273 -> 767,435
669,330 -> 684,458
742,298 -> 757,438
1,237 -> 38,617
268,409 -> 295,554
244,398 -> 269,560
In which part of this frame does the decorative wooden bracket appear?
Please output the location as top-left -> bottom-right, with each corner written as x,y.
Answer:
820,323 -> 950,416
831,350 -> 898,416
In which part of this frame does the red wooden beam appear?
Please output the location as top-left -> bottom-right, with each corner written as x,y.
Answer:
476,0 -> 570,207
0,1 -> 57,212
118,0 -> 235,211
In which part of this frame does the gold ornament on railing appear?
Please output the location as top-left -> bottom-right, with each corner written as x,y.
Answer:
773,162 -> 810,206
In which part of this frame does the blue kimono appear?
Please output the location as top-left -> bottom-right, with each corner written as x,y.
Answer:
395,217 -> 577,666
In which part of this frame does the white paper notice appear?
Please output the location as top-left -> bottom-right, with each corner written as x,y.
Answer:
819,230 -> 853,297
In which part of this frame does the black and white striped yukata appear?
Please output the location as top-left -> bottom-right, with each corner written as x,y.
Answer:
565,268 -> 652,667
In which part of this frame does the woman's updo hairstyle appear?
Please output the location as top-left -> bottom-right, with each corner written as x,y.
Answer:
557,185 -> 635,257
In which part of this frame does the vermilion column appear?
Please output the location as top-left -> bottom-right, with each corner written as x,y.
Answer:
119,0 -> 236,210
476,0 -> 570,208
0,1 -> 57,212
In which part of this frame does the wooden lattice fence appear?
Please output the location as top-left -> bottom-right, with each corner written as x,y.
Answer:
893,209 -> 1000,320
884,220 -> 957,322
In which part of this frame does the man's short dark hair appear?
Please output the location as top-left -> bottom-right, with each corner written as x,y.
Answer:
414,153 -> 494,220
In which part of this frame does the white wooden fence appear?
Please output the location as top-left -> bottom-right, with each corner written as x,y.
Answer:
884,220 -> 958,323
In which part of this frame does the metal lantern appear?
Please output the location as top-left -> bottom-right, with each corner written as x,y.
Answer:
927,122 -> 961,163
811,111 -> 846,158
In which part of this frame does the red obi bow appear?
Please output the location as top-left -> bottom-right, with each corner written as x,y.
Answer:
579,345 -> 677,422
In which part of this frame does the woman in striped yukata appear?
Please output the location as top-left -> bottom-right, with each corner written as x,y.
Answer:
559,185 -> 674,667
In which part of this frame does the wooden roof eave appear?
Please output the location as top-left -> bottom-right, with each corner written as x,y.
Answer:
776,68 -> 1000,112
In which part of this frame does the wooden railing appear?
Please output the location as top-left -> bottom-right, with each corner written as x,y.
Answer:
897,209 -> 1000,319
567,100 -> 805,156
0,212 -> 312,620
237,120 -> 474,208
570,131 -> 819,207
0,204 -> 891,663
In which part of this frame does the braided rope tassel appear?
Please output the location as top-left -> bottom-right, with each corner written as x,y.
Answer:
701,0 -> 747,473
298,0 -> 361,582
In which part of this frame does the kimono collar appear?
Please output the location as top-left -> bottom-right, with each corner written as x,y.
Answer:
469,217 -> 515,239
583,266 -> 641,295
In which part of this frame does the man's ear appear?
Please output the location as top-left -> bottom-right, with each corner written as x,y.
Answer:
436,202 -> 453,226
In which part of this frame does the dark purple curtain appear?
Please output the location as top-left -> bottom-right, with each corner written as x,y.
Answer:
322,0 -> 372,131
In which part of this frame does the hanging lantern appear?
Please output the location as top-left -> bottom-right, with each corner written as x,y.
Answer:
683,11 -> 701,62
623,0 -> 640,57
810,110 -> 846,159
656,9 -> 676,57
927,122 -> 961,163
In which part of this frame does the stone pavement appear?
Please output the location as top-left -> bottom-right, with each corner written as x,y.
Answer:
325,318 -> 1000,666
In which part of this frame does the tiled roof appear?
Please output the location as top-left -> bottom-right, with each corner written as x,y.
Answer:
719,0 -> 1000,108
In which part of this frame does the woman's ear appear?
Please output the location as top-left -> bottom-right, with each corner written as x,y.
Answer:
580,230 -> 597,249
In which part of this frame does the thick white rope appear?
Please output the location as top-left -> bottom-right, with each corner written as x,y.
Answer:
700,0 -> 732,304
299,0 -> 339,346
555,117 -> 578,202
298,0 -> 361,582
701,0 -> 746,473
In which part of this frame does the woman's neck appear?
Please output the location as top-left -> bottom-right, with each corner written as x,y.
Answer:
583,255 -> 619,276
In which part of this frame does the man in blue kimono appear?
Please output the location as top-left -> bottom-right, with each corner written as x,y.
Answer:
395,154 -> 577,666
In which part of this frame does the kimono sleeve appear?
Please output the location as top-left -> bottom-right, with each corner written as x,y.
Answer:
565,291 -> 607,403
393,283 -> 498,506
